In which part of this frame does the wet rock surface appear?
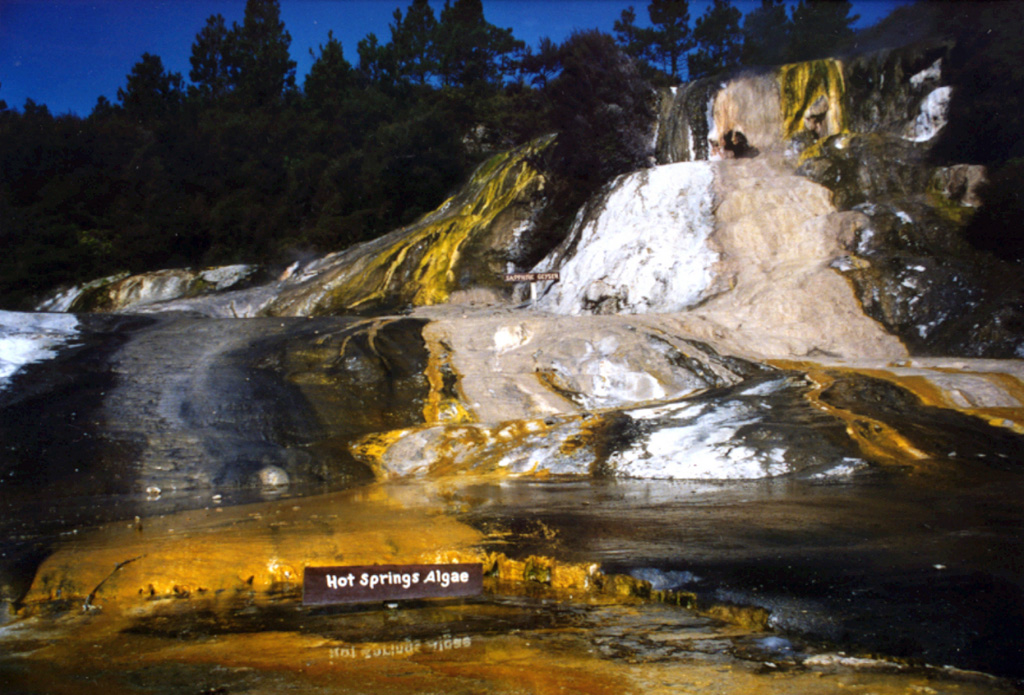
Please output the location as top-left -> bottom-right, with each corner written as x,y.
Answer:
0,314 -> 432,607
2,304 -> 1023,690
2,471 -> 1022,693
5,591 -> 1017,694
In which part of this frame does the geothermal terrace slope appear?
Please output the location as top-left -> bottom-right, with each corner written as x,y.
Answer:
4,37 -> 1024,692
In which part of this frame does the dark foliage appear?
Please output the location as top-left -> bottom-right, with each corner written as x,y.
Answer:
688,0 -> 743,80
3,0 -> 977,308
612,1 -> 694,82
740,0 -> 790,67
932,2 -> 1024,167
786,0 -> 858,62
0,0 -> 542,309
924,2 -> 1024,262
612,0 -> 858,82
546,31 -> 654,188
526,30 -> 654,261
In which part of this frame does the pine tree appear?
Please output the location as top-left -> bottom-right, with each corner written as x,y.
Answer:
434,0 -> 522,89
613,6 -> 652,63
304,31 -> 353,113
519,37 -> 562,88
390,0 -> 438,85
233,0 -> 297,107
740,0 -> 791,67
688,0 -> 742,79
786,0 -> 858,63
188,14 -> 235,102
356,33 -> 391,85
117,53 -> 184,122
646,0 -> 693,79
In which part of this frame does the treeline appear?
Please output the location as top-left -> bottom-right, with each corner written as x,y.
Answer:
0,0 -> 864,308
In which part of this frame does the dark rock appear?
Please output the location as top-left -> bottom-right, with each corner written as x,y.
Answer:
796,133 -> 933,210
655,78 -> 721,164
798,131 -> 1024,357
843,41 -> 954,137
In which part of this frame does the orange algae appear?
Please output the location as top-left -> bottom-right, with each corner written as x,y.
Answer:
349,414 -> 588,479
4,602 -> 1015,695
7,474 -> 1020,694
422,335 -> 473,425
773,361 -> 929,466
770,360 -> 1024,467
21,482 -> 485,609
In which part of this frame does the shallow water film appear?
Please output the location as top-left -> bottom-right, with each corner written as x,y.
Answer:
1,311 -> 1022,694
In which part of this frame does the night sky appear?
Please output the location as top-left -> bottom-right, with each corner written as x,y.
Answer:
1,0 -> 907,117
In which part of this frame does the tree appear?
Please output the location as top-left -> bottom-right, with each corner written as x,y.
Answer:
546,30 -> 654,205
740,0 -> 791,67
519,37 -> 562,88
786,0 -> 858,63
233,0 -> 297,107
433,0 -> 523,89
934,1 -> 1024,167
389,0 -> 438,85
356,33 -> 391,85
117,53 -> 184,122
688,0 -> 742,79
304,31 -> 353,113
647,0 -> 693,79
189,14 -> 235,102
965,160 -> 1024,262
613,6 -> 652,63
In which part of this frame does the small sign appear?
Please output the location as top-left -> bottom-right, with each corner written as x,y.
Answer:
303,563 -> 483,605
503,272 -> 560,283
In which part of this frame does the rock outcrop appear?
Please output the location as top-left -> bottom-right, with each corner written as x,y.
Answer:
36,265 -> 260,314
39,39 -> 1024,357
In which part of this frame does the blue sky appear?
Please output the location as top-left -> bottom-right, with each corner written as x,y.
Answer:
0,0 -> 908,116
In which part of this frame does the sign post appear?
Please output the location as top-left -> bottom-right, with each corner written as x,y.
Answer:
503,271 -> 559,304
303,563 -> 483,606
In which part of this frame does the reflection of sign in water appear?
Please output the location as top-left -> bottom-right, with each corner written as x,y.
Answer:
503,272 -> 560,283
329,635 -> 472,661
303,563 -> 483,605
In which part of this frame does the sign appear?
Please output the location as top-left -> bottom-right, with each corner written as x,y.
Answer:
303,563 -> 483,605
503,272 -> 560,283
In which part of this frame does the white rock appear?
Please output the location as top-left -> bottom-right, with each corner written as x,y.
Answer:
0,310 -> 79,389
537,162 -> 717,315
907,86 -> 952,142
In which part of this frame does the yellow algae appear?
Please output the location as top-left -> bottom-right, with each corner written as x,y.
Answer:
346,428 -> 419,473
6,612 -> 1011,695
422,333 -> 474,425
838,364 -> 1024,429
778,59 -> 847,140
22,496 -> 771,634
884,372 -> 1024,432
8,495 -> 1017,694
702,603 -> 772,631
349,414 -> 591,479
303,137 -> 552,315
